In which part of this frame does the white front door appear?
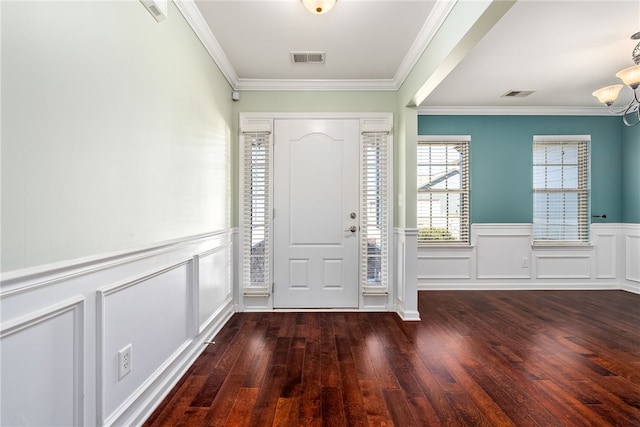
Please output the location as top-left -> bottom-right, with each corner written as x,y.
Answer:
273,119 -> 360,308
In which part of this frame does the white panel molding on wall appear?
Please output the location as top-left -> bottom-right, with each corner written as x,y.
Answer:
395,228 -> 420,321
1,230 -> 235,427
534,254 -> 591,279
418,223 -> 633,292
623,225 -> 640,291
196,239 -> 233,334
96,260 -> 193,426
474,224 -> 532,280
594,227 -> 618,279
0,297 -> 85,427
417,254 -> 472,280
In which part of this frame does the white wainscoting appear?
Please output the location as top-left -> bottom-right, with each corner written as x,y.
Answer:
622,224 -> 640,293
475,225 -> 532,279
418,223 -> 636,292
395,228 -> 420,321
0,297 -> 84,426
0,230 -> 235,427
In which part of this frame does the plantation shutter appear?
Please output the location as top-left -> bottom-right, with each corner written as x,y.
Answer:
533,136 -> 590,243
361,131 -> 389,293
242,131 -> 271,293
417,137 -> 470,244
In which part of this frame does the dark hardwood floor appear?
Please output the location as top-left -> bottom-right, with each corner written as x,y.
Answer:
144,290 -> 640,426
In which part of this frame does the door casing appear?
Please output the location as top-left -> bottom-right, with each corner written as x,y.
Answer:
238,112 -> 393,312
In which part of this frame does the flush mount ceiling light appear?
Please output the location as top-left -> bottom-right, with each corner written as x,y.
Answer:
301,0 -> 336,15
592,31 -> 640,126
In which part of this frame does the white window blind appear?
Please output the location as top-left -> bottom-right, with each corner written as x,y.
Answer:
242,131 -> 271,291
533,136 -> 590,243
361,131 -> 389,292
417,138 -> 470,244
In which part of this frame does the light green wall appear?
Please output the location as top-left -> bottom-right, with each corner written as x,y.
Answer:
233,91 -> 397,113
1,1 -> 234,271
230,91 -> 399,227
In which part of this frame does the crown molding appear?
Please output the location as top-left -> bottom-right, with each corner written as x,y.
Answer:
175,0 -> 454,92
235,78 -> 397,91
174,0 -> 239,89
417,106 -> 617,116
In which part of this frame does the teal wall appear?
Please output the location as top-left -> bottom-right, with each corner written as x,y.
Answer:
621,123 -> 640,223
418,115 -> 624,224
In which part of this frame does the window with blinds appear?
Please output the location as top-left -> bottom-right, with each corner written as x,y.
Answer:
242,132 -> 271,291
417,137 -> 470,244
361,132 -> 389,291
533,136 -> 590,243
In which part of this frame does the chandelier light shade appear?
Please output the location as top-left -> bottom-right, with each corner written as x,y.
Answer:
592,85 -> 624,106
592,31 -> 640,126
615,64 -> 640,89
301,0 -> 336,15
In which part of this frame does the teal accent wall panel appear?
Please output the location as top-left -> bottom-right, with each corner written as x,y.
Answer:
418,115 -> 623,224
622,123 -> 640,223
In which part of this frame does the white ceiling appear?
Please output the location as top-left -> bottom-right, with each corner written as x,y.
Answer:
186,0 -> 640,111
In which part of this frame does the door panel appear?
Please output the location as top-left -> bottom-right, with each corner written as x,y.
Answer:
273,119 -> 359,308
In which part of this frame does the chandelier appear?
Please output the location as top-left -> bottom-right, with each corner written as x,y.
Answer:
301,0 -> 336,15
592,32 -> 640,126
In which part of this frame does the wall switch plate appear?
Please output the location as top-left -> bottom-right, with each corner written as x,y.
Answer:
521,257 -> 529,268
118,344 -> 132,380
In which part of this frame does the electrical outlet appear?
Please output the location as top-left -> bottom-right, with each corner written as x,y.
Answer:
118,344 -> 132,380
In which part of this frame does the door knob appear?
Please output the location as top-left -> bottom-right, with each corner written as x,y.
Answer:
345,226 -> 357,233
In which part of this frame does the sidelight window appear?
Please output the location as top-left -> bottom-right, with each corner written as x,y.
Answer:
361,131 -> 390,291
242,131 -> 271,293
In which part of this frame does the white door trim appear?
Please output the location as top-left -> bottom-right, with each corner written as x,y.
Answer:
238,112 -> 394,312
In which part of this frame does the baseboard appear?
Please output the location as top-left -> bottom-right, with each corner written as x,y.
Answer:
395,304 -> 421,321
418,282 -> 622,291
621,283 -> 640,295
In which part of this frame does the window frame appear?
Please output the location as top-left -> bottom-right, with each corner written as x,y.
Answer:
241,129 -> 273,296
532,135 -> 591,246
361,131 -> 391,293
417,135 -> 471,245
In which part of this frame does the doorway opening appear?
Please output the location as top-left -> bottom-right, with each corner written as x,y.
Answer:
239,113 -> 392,310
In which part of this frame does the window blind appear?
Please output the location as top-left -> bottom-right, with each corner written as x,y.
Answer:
242,131 -> 271,290
533,137 -> 590,243
417,139 -> 470,244
361,131 -> 389,292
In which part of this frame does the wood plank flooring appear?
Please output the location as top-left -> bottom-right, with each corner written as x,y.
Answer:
144,290 -> 640,426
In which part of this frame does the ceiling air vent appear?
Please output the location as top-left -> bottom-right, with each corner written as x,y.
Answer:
290,52 -> 325,64
502,90 -> 535,98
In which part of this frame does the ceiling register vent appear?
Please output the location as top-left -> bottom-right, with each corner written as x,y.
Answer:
502,90 -> 535,98
290,51 -> 326,64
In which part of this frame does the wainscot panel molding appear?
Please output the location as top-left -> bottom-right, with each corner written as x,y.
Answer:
474,224 -> 532,279
0,230 -> 235,427
418,223 -> 628,291
395,228 -> 420,321
417,253 -> 473,280
1,296 -> 84,426
593,226 -> 619,279
534,254 -> 591,279
622,224 -> 640,293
